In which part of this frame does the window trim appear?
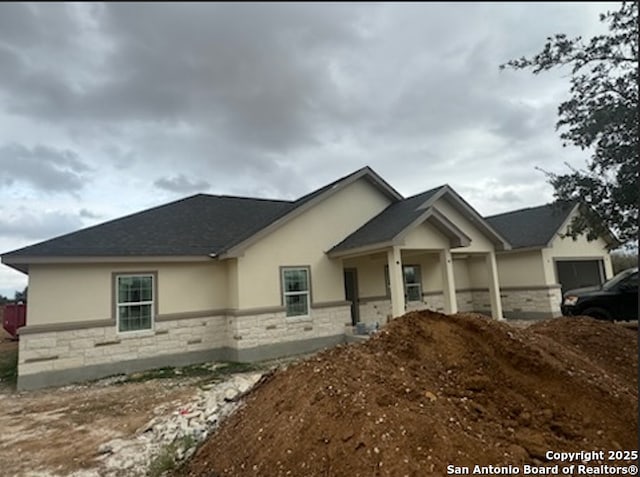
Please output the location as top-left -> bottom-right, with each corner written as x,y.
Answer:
384,264 -> 423,302
112,271 -> 158,334
280,266 -> 311,318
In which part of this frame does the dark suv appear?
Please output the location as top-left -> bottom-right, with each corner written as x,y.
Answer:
561,267 -> 638,321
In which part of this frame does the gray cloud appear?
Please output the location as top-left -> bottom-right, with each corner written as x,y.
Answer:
0,1 -> 612,282
154,175 -> 211,194
0,208 -> 84,240
0,143 -> 90,193
79,208 -> 101,219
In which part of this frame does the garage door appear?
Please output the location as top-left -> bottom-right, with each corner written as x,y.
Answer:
555,260 -> 605,294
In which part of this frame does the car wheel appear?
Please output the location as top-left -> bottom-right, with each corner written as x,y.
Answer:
581,307 -> 613,321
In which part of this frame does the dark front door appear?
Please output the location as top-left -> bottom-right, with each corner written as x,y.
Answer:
344,268 -> 359,326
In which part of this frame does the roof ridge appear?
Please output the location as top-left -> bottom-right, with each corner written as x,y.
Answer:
403,184 -> 447,201
199,193 -> 292,204
484,201 -> 573,220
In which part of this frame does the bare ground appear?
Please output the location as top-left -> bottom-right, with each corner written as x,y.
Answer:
0,352 -> 198,476
0,316 -> 636,477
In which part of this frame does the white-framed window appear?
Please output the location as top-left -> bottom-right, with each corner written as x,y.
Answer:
282,267 -> 310,317
116,274 -> 154,332
384,264 -> 423,302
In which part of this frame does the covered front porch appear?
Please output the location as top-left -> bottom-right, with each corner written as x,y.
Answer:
327,183 -> 511,328
339,246 -> 504,327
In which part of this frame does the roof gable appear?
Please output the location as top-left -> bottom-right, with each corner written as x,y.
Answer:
329,184 -> 510,256
218,166 -> 403,258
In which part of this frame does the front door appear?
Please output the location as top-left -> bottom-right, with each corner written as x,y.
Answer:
344,268 -> 360,326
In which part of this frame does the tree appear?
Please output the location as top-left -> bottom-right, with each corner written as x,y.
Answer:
501,2 -> 638,246
14,287 -> 27,303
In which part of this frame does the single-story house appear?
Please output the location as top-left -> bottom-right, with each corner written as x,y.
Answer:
1,167 -> 616,389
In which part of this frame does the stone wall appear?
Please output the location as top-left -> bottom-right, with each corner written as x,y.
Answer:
455,290 -> 474,312
499,286 -> 562,319
18,314 -> 229,380
17,304 -> 351,390
357,297 -> 392,326
229,305 -> 349,350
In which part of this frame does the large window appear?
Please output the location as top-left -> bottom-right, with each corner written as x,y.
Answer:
385,264 -> 423,302
116,274 -> 154,332
282,267 -> 310,317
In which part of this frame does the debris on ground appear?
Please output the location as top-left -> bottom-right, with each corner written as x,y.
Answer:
180,310 -> 638,477
95,372 -> 264,476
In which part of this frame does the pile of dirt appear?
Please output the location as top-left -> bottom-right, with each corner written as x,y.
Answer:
180,311 -> 638,477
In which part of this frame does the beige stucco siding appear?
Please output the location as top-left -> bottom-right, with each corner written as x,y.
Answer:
495,250 -> 547,287
343,253 -> 387,298
28,265 -> 111,326
402,222 -> 450,250
452,257 -> 471,289
543,212 -> 613,281
412,252 -> 443,293
432,198 -> 495,252
27,262 -> 229,326
237,178 -> 393,309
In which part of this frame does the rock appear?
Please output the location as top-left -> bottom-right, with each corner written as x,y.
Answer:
224,386 -> 240,401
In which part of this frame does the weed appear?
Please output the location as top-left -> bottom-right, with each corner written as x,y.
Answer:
0,346 -> 18,387
147,435 -> 199,477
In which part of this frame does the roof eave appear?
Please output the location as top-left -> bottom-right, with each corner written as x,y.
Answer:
326,241 -> 396,259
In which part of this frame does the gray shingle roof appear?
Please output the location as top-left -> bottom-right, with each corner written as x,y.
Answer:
2,166 -> 401,261
3,194 -> 294,258
330,187 -> 444,252
484,202 -> 574,249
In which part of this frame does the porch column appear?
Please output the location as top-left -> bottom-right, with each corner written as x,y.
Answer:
387,246 -> 405,318
439,249 -> 457,314
486,251 -> 504,320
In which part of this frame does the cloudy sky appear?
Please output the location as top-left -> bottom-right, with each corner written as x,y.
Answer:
0,2 -> 613,296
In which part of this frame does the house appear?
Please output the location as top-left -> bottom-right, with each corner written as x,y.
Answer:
1,167 -> 615,390
486,203 -> 617,319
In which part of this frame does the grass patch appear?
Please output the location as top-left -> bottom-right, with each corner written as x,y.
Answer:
123,361 -> 266,385
0,346 -> 18,388
147,435 -> 198,477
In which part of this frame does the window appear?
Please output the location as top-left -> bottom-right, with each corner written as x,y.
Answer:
403,265 -> 422,301
282,267 -> 310,317
385,264 -> 423,302
116,274 -> 154,332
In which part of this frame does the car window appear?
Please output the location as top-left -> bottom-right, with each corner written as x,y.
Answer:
603,268 -> 637,290
621,272 -> 638,290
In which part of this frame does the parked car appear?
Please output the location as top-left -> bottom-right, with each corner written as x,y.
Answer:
561,267 -> 638,321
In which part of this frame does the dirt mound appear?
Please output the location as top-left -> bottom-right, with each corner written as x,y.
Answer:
528,316 -> 638,384
180,311 -> 638,477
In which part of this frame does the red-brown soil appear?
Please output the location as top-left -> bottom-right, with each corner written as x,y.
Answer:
181,311 -> 638,477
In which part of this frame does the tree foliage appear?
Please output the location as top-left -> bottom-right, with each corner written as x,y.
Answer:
502,2 -> 638,246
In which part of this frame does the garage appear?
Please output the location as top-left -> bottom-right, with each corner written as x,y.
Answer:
555,259 -> 605,293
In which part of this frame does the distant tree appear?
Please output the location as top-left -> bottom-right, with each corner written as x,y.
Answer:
501,2 -> 638,246
610,250 -> 639,274
0,294 -> 9,305
14,286 -> 27,303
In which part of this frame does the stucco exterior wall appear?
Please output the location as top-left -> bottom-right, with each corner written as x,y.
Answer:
343,253 -> 387,298
431,197 -> 495,252
27,261 -> 229,327
495,250 -> 547,287
402,222 -> 450,250
236,178 -> 393,309
543,214 -> 613,281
